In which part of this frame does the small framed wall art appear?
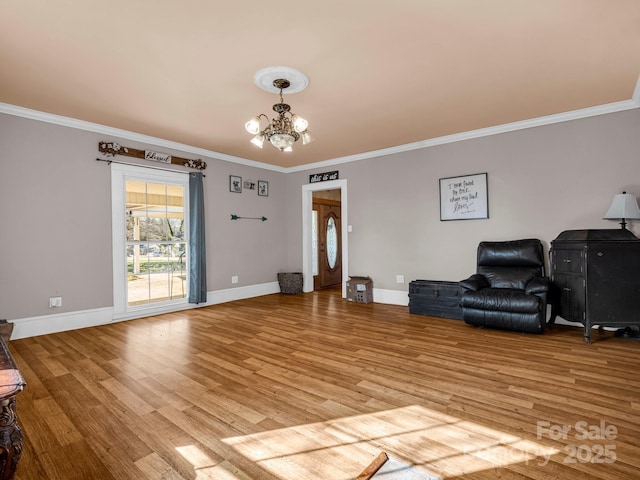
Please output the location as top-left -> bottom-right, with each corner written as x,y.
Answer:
258,180 -> 269,197
439,172 -> 488,221
229,175 -> 242,193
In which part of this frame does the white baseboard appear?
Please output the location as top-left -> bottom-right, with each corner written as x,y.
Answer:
207,281 -> 280,304
10,282 -> 281,340
552,316 -> 580,327
552,316 -> 614,331
11,307 -> 114,340
373,288 -> 409,306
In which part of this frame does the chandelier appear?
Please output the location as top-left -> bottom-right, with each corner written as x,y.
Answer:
245,78 -> 313,152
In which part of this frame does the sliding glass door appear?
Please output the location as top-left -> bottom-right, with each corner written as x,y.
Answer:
125,180 -> 186,306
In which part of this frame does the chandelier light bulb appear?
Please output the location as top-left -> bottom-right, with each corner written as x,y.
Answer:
292,114 -> 308,133
245,117 -> 261,135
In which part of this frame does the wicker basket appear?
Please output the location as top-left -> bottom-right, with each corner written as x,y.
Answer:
277,272 -> 303,294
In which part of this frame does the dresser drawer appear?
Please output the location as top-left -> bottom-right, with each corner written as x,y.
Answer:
408,280 -> 462,320
552,248 -> 584,275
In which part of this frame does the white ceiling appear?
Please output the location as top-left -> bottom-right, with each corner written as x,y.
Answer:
2,1 -> 640,169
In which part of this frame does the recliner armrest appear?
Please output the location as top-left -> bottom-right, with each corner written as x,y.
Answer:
525,276 -> 550,295
460,274 -> 489,292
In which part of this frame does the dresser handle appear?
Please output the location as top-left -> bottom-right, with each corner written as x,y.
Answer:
563,287 -> 572,292
563,259 -> 571,263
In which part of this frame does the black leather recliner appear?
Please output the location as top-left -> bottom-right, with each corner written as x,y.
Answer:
460,239 -> 551,334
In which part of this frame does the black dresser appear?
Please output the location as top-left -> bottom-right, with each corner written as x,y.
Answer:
408,280 -> 463,320
550,229 -> 640,343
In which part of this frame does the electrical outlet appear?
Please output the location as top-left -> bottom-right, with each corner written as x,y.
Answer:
49,296 -> 62,308
396,275 -> 405,284
231,276 -> 239,284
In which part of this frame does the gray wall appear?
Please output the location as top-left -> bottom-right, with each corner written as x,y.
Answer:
2,108 -> 640,322
286,110 -> 640,290
0,113 -> 288,320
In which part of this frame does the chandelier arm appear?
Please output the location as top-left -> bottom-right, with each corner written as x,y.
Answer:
251,113 -> 271,134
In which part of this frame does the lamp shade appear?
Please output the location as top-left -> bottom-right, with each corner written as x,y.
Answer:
291,114 -> 308,133
245,117 -> 261,135
603,192 -> 640,220
301,130 -> 314,145
250,134 -> 265,148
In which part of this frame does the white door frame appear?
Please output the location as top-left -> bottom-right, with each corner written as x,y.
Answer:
302,179 -> 348,297
111,163 -> 190,321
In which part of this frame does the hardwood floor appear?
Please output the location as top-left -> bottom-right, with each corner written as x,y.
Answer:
9,289 -> 640,479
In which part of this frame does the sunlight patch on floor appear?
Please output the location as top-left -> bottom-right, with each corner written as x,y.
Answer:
175,446 -> 253,480
222,405 -> 559,479
175,445 -> 216,470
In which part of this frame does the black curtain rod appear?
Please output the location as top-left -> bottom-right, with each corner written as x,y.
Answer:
95,157 -> 206,176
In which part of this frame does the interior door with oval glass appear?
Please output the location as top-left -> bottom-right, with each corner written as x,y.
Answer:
314,200 -> 342,289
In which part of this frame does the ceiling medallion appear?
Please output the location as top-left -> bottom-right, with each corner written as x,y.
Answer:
253,66 -> 309,94
244,67 -> 313,152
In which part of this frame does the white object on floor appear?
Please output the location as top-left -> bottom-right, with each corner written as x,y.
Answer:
372,456 -> 442,480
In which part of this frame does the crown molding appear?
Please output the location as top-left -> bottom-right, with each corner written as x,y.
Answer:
0,103 -> 288,173
289,74 -> 640,172
3,73 -> 639,176
632,74 -> 640,107
286,98 -> 640,173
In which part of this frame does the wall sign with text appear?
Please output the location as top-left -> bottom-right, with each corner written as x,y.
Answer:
439,173 -> 488,221
309,171 -> 339,183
